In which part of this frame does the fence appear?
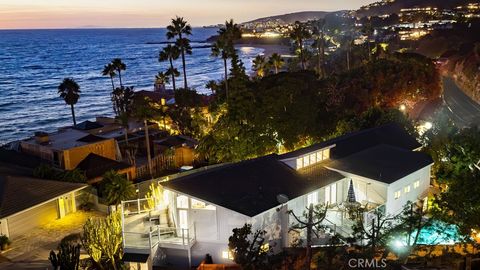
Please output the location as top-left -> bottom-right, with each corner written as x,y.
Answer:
136,154 -> 175,179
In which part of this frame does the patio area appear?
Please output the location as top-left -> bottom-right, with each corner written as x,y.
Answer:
0,211 -> 104,270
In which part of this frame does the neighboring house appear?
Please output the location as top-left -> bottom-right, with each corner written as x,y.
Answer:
20,129 -> 118,170
76,153 -> 136,184
154,135 -> 198,167
121,124 -> 433,269
0,175 -> 87,239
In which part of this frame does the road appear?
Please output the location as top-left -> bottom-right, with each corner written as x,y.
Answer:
442,77 -> 480,128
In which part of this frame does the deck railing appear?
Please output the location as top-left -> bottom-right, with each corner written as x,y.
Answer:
121,198 -> 196,250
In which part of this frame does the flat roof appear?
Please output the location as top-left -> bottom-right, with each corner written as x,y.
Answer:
22,129 -> 110,151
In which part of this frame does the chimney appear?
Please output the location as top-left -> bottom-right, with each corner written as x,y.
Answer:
34,131 -> 50,144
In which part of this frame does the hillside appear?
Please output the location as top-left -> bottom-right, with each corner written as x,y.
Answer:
356,0 -> 470,17
242,11 -> 333,25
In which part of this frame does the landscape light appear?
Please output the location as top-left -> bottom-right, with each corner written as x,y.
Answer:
424,122 -> 433,130
399,104 -> 406,111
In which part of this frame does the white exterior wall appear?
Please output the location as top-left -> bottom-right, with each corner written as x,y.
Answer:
386,165 -> 431,215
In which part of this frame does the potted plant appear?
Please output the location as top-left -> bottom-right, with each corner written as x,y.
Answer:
0,235 -> 11,251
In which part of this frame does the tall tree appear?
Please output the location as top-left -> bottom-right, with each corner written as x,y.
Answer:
312,19 -> 326,78
166,16 -> 192,89
228,224 -> 272,270
102,63 -> 117,91
211,19 -> 242,100
159,44 -> 180,91
111,58 -> 126,87
268,53 -> 284,74
58,78 -> 81,126
289,21 -> 311,70
134,97 -> 159,178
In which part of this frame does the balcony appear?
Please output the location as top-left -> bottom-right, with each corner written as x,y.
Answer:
121,198 -> 196,251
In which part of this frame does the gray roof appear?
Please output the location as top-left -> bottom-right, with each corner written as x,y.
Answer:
22,129 -> 111,151
325,144 -> 433,184
163,154 -> 345,217
280,124 -> 421,159
0,175 -> 87,218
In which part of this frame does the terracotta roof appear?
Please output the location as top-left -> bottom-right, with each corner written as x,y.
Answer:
0,175 -> 86,218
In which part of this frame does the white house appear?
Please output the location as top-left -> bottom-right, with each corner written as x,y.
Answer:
0,175 -> 87,239
121,124 -> 433,269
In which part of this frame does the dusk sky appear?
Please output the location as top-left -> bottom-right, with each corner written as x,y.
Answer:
0,0 -> 373,29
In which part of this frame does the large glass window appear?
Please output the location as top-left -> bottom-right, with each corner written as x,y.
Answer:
331,184 -> 337,203
177,195 -> 189,209
323,149 -> 330,159
309,153 -> 316,165
307,192 -> 318,206
316,151 -> 323,162
179,209 -> 188,229
325,186 -> 331,204
303,156 -> 310,167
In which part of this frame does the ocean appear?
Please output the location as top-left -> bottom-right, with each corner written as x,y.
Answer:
0,28 -> 263,144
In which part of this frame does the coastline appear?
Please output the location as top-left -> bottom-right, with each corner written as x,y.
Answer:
236,43 -> 292,57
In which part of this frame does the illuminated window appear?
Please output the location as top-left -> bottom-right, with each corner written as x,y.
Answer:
404,185 -> 411,193
179,209 -> 188,229
303,156 -> 310,167
323,149 -> 330,160
307,192 -> 318,206
191,198 -> 216,210
394,190 -> 401,199
222,251 -> 234,260
309,153 -> 316,165
413,181 -> 420,189
316,151 -> 323,162
177,195 -> 189,209
296,158 -> 303,169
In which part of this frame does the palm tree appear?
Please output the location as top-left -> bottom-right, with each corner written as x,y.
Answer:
289,21 -> 311,70
58,78 -> 81,126
312,19 -> 326,78
111,58 -> 126,87
102,170 -> 136,206
102,63 -> 117,91
159,44 -> 180,91
252,55 -> 269,78
340,35 -> 354,71
154,72 -> 170,91
166,17 -> 192,89
211,19 -> 242,100
211,38 -> 231,96
268,53 -> 284,74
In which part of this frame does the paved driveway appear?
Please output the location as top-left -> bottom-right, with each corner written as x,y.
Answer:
0,211 -> 104,270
